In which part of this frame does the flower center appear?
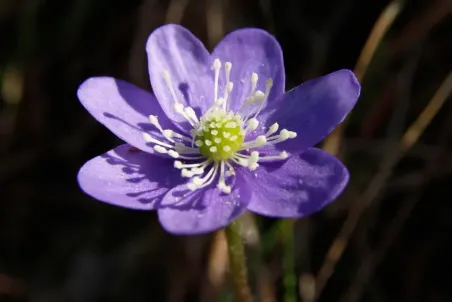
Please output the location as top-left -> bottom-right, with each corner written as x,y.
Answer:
141,58 -> 297,194
195,110 -> 244,161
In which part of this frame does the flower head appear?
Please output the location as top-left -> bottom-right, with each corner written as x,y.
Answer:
77,24 -> 360,235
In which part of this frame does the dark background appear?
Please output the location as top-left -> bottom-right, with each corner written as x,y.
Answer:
0,0 -> 451,301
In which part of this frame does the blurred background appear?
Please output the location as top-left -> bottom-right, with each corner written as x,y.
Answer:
0,0 -> 451,301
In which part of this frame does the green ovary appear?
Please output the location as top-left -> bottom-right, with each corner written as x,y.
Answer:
196,120 -> 244,161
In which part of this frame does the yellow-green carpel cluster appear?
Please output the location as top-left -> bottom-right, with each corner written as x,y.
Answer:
194,109 -> 245,161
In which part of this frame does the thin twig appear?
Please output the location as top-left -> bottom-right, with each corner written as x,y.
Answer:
401,71 -> 452,150
390,0 -> 452,57
315,43 -> 428,299
165,0 -> 190,24
206,0 -> 224,49
341,99 -> 452,302
322,0 -> 403,155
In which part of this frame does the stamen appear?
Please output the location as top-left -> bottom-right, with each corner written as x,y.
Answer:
217,161 -> 231,194
173,103 -> 196,127
250,73 -> 258,97
212,59 -> 221,103
172,132 -> 194,143
246,118 -> 259,132
253,78 -> 273,119
189,162 -> 219,190
240,135 -> 267,149
184,107 -> 199,124
162,70 -> 179,104
225,161 -> 236,176
257,151 -> 288,161
225,62 -> 232,85
154,145 -> 168,154
143,133 -> 173,149
149,115 -> 175,142
266,123 -> 279,136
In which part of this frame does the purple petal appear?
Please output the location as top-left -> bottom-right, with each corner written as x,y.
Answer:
259,69 -> 360,154
146,24 -> 214,123
157,176 -> 250,235
78,77 -> 177,155
77,144 -> 182,210
212,28 -> 285,112
240,148 -> 349,218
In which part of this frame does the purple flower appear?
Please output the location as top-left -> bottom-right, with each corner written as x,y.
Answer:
77,24 -> 360,235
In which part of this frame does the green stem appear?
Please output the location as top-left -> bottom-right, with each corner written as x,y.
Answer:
282,219 -> 297,302
224,221 -> 253,302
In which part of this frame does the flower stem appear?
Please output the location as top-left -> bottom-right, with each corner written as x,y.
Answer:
282,219 -> 297,302
224,221 -> 253,302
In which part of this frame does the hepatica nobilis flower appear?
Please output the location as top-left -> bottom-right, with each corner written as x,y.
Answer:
77,24 -> 360,235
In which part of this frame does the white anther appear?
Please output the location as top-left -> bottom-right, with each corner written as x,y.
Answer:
256,135 -> 267,145
288,131 -> 297,138
250,73 -> 258,97
248,162 -> 259,171
168,150 -> 179,158
225,62 -> 232,78
254,90 -> 265,102
211,130 -> 218,135
163,129 -> 173,138
250,151 -> 259,162
149,115 -> 158,125
280,151 -> 288,159
267,123 -> 279,136
223,132 -> 231,138
195,140 -> 203,147
181,169 -> 194,178
218,183 -> 232,194
205,140 -> 212,146
266,78 -> 273,88
229,135 -> 238,141
214,138 -> 222,144
226,122 -> 237,128
174,103 -> 184,113
210,146 -> 217,153
193,176 -> 203,186
174,160 -> 183,169
246,118 -> 259,131
223,145 -> 231,152
184,107 -> 199,124
192,168 -> 204,175
212,59 -> 221,70
187,183 -> 197,191
209,122 -> 216,128
279,129 -> 290,140
162,70 -> 179,104
162,70 -> 170,81
154,145 -> 168,154
215,98 -> 225,106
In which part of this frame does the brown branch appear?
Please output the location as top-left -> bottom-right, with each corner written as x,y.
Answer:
315,56 -> 452,301
322,0 -> 403,155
